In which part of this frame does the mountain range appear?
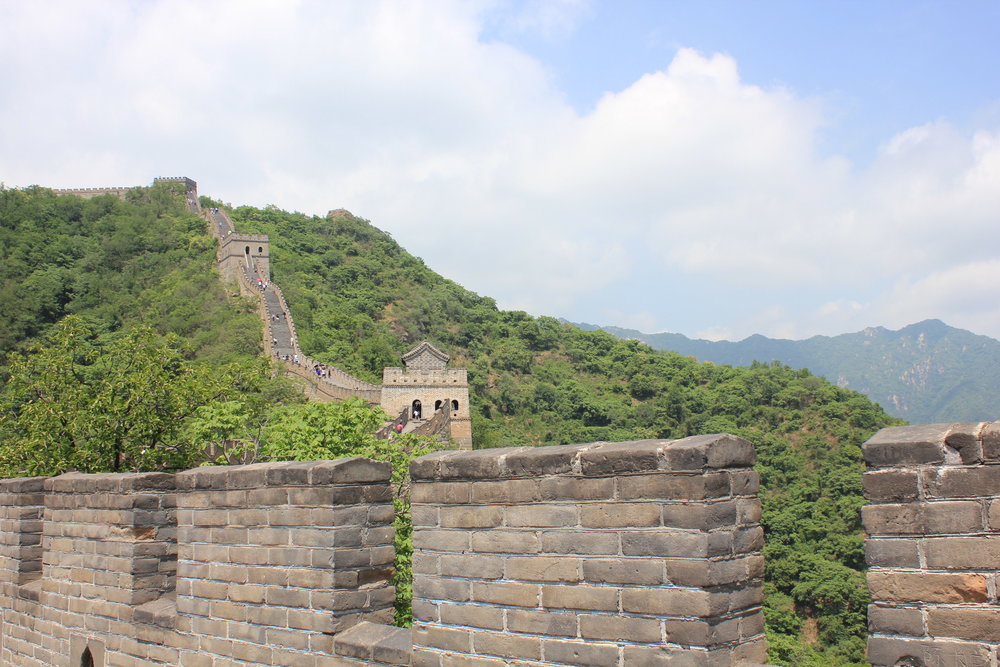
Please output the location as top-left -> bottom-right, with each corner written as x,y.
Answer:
573,319 -> 999,424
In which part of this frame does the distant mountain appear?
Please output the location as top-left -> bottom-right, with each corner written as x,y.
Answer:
574,319 -> 1000,424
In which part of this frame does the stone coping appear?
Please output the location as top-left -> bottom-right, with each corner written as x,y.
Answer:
1,457 -> 391,493
334,621 -> 411,665
411,434 -> 755,481
864,421 -> 998,467
175,457 -> 390,490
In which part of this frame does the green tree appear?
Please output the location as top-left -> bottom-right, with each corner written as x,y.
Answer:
0,317 -> 239,475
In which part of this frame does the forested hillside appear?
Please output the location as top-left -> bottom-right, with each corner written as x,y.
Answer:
0,185 -> 902,664
226,203 -> 900,665
580,320 -> 1000,424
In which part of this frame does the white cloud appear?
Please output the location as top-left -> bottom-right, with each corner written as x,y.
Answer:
1,1 -> 998,340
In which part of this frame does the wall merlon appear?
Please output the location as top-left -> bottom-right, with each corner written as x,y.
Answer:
864,420 -> 1000,665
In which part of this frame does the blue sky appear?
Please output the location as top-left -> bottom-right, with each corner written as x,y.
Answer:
2,1 -> 999,341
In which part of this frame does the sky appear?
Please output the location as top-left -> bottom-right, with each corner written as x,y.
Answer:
2,0 -> 999,342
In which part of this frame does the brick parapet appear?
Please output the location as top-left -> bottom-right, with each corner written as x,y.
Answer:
863,421 -> 1000,666
173,458 -> 396,665
408,435 -> 767,666
0,457 -> 398,666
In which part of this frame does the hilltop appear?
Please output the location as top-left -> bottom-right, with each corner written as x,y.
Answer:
575,320 -> 1000,424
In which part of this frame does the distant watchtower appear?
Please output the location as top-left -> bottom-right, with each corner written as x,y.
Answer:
217,234 -> 271,283
381,342 -> 472,449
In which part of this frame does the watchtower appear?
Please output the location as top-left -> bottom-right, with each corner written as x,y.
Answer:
381,342 -> 472,449
218,234 -> 271,283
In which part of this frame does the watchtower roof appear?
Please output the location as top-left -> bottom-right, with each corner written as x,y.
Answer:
403,341 -> 450,371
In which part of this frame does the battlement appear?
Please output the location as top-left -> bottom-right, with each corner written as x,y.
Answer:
0,437 -> 767,666
382,367 -> 467,385
863,421 -> 1000,666
50,186 -> 134,199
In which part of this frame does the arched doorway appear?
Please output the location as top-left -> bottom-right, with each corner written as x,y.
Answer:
434,400 -> 443,412
451,399 -> 459,413
411,400 -> 422,420
80,647 -> 95,667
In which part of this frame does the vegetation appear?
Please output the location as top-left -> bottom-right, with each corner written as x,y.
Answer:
0,186 -> 905,663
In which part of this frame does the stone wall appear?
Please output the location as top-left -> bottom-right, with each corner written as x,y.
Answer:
0,458 -> 396,666
219,233 -> 271,283
863,421 -> 1000,667
409,435 -> 767,666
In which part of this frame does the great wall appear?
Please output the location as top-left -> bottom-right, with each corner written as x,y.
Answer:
1,179 -> 996,666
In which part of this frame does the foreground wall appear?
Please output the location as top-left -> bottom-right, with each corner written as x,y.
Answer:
863,421 -> 1000,667
409,435 -> 767,666
0,458 -> 395,666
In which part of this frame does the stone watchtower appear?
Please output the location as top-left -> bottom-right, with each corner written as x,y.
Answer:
381,342 -> 472,449
217,234 -> 271,284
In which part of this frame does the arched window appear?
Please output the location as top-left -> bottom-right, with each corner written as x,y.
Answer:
258,246 -> 263,254
411,400 -> 422,419
81,648 -> 95,667
451,400 -> 459,413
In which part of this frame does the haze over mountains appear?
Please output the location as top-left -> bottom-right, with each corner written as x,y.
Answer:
575,319 -> 1000,425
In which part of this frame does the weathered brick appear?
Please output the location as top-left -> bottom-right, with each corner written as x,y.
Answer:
438,506 -> 502,529
439,603 -> 504,631
867,637 -> 991,667
504,505 -> 578,528
922,466 -> 1000,498
413,625 -> 471,653
622,531 -> 708,558
989,499 -> 1000,530
868,571 -> 988,603
471,531 -> 539,554
471,581 -> 538,607
538,477 -> 613,501
542,639 -> 619,667
470,630 -> 541,660
927,607 -> 1000,641
867,604 -> 924,636
411,482 -> 470,505
507,608 -> 578,636
580,503 -> 660,528
865,538 -> 920,568
622,587 -> 713,617
579,440 -> 663,475
581,558 -> 662,585
863,424 -> 950,467
661,500 -> 737,530
413,530 -> 470,553
469,479 -> 541,504
981,421 -> 1000,461
438,554 -> 503,579
617,473 -> 730,501
539,530 -> 618,555
504,557 -> 581,583
502,444 -> 590,477
945,423 -> 985,464
540,584 -> 618,611
414,576 -> 471,602
863,469 -> 920,502
924,536 -> 1000,569
578,613 -> 661,642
